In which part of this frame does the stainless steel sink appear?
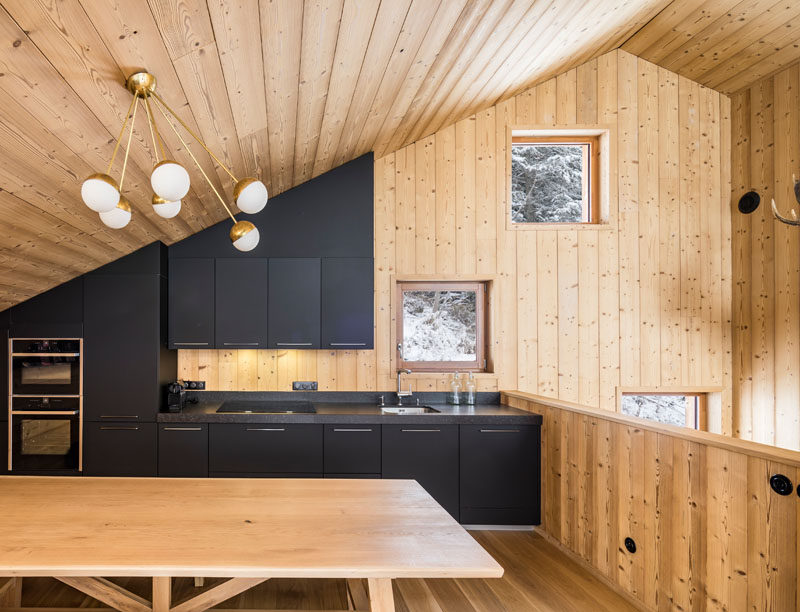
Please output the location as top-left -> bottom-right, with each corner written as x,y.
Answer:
380,406 -> 440,415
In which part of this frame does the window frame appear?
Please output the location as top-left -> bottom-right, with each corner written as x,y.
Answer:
511,134 -> 601,225
395,280 -> 487,373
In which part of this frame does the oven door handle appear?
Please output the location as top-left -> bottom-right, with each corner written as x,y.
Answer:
10,410 -> 80,416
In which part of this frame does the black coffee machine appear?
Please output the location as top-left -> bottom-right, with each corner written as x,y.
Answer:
166,381 -> 186,413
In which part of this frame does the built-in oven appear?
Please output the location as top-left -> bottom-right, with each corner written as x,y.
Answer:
9,397 -> 81,473
11,339 -> 81,397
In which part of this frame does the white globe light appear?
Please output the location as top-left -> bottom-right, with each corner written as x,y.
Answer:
151,160 -> 190,201
152,194 -> 181,219
99,196 -> 131,229
230,220 -> 260,252
234,177 -> 268,214
81,173 -> 120,212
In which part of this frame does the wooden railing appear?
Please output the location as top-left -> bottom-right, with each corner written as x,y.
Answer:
501,391 -> 800,612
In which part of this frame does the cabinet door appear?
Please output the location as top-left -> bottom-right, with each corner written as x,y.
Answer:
215,258 -> 268,348
168,258 -> 214,348
9,277 -> 83,338
84,275 -> 161,422
268,259 -> 320,349
0,427 -> 7,474
83,422 -> 157,476
159,424 -> 208,477
459,425 -> 540,525
323,425 -> 380,474
382,425 -> 459,520
209,423 -> 322,474
321,258 -> 373,349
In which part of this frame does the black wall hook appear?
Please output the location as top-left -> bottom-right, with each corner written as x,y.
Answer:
770,473 -> 793,496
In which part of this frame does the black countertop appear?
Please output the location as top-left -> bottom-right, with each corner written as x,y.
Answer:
158,401 -> 542,425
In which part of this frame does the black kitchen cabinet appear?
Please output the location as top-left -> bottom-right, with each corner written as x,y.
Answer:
168,258 -> 214,348
268,259 -> 320,349
323,424 -> 380,474
9,277 -> 83,338
382,424 -> 459,520
0,319 -> 7,421
159,424 -> 208,477
325,473 -> 381,479
0,429 -> 7,474
215,258 -> 268,348
459,425 -> 540,525
321,258 -> 373,349
83,422 -> 157,477
84,274 -> 173,422
209,423 -> 322,474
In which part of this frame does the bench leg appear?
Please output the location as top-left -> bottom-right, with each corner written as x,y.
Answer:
0,578 -> 22,608
152,577 -> 170,612
366,578 -> 394,612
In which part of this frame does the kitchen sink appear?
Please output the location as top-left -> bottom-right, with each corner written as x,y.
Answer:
380,406 -> 440,415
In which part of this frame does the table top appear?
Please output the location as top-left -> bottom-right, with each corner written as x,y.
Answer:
0,476 -> 504,579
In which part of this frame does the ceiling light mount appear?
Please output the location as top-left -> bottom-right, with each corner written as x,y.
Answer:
81,70 -> 268,249
126,71 -> 157,97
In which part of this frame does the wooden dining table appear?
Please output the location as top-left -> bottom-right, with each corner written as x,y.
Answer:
0,476 -> 503,612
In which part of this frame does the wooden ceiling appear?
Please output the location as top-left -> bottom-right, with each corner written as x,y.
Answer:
3,0 -> 800,311
623,0 -> 800,94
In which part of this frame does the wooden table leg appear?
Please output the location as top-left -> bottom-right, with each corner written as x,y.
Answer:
0,577 -> 22,608
152,577 -> 171,612
366,578 -> 394,612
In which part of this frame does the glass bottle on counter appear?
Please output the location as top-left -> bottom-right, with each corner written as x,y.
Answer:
447,372 -> 461,404
465,372 -> 476,405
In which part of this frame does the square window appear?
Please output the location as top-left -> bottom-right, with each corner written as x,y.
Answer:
511,135 -> 599,224
620,393 -> 705,429
396,281 -> 487,372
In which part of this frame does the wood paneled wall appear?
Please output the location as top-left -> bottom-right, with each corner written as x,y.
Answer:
731,61 -> 800,451
179,50 -> 732,417
505,391 -> 800,612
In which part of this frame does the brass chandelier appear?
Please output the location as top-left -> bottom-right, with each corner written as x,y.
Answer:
80,72 -> 267,251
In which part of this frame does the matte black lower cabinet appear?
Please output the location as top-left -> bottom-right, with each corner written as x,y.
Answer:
381,425 -> 459,520
323,424 -> 380,475
459,425 -> 540,524
209,424 -> 322,475
158,424 -> 208,477
83,423 -> 157,477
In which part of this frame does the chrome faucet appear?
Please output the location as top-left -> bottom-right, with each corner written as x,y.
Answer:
396,369 -> 412,405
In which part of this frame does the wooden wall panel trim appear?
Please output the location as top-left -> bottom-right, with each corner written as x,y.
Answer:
507,393 -> 800,611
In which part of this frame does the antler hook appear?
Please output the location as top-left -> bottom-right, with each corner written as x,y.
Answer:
772,197 -> 800,226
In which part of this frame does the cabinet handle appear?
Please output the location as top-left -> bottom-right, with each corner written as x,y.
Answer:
100,415 -> 139,419
11,410 -> 79,416
329,343 -> 367,347
479,429 -> 520,433
223,342 -> 259,346
163,427 -> 203,431
401,429 -> 440,433
333,428 -> 373,432
173,342 -> 209,346
246,427 -> 285,431
276,342 -> 312,347
100,426 -> 139,431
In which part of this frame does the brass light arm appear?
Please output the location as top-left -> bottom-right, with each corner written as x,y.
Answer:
106,93 -> 139,174
118,93 -> 139,191
151,92 -> 238,183
150,94 -> 238,223
143,95 -> 166,161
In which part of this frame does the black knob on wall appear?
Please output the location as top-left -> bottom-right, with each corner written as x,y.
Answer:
624,537 -> 636,554
738,191 -> 760,214
769,473 -> 793,496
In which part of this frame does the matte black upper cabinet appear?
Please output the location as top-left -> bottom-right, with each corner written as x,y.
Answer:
169,258 -> 214,349
215,259 -> 268,348
9,277 -> 83,338
321,258 -> 373,349
84,274 -> 172,421
268,259 -> 320,349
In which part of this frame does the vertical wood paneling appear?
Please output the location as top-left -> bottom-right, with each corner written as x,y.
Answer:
507,393 -> 800,612
178,50 -> 731,415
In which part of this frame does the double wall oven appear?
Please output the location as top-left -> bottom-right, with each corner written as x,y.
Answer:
8,339 -> 82,474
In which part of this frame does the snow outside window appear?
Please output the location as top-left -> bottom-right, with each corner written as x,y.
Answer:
621,394 -> 703,429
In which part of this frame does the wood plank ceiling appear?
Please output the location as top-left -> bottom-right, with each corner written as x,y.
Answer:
622,0 -> 800,94
2,0 -> 800,311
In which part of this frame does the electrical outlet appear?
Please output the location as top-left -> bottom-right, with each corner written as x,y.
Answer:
292,381 -> 318,391
183,380 -> 205,390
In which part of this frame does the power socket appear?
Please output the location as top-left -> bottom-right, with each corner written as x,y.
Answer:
292,381 -> 318,391
183,380 -> 206,390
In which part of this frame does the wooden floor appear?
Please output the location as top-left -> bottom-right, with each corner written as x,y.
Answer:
10,531 -> 636,612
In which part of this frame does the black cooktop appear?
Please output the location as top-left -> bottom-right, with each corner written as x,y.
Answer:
216,400 -> 316,414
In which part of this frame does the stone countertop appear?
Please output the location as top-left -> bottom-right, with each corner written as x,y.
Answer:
158,401 -> 542,425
